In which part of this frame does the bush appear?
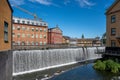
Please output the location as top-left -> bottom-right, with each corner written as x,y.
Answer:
93,59 -> 120,73
94,60 -> 106,71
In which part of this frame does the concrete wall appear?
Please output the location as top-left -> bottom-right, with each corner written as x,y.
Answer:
0,50 -> 12,80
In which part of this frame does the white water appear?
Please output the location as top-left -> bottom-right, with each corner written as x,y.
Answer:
13,47 -> 104,76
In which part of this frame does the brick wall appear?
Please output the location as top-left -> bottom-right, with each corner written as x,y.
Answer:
13,23 -> 48,46
106,1 -> 120,47
0,0 -> 12,51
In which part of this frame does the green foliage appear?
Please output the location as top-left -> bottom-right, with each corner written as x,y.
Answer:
93,59 -> 120,73
81,34 -> 84,39
94,60 -> 106,71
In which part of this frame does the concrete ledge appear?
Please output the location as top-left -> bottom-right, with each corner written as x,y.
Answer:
0,50 -> 12,80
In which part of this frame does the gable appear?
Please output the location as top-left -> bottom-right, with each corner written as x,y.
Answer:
52,28 -> 62,33
0,0 -> 13,13
106,0 -> 120,14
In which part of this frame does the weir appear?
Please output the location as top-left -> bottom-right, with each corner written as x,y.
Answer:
13,47 -> 104,76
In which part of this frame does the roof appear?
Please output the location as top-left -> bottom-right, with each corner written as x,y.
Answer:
7,0 -> 13,12
63,36 -> 70,40
48,26 -> 63,32
77,38 -> 100,42
105,0 -> 120,14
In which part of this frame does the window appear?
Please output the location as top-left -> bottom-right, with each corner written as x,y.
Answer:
31,34 -> 34,38
27,34 -> 31,38
17,26 -> 20,30
40,34 -> 42,38
36,28 -> 38,32
12,41 -> 16,45
44,23 -> 46,26
36,34 -> 38,38
111,28 -> 116,35
36,23 -> 38,25
22,21 -> 25,24
17,20 -> 20,23
36,42 -> 38,45
111,40 -> 116,47
13,26 -> 15,30
4,22 -> 8,42
17,33 -> 20,38
27,21 -> 30,24
21,42 -> 25,45
44,29 -> 47,32
40,28 -> 42,32
32,42 -> 34,45
40,42 -> 42,45
44,35 -> 46,39
22,34 -> 25,37
26,41 -> 30,45
13,20 -> 15,23
27,27 -> 30,31
32,28 -> 34,31
44,42 -> 46,45
32,22 -> 34,25
12,33 -> 15,37
40,23 -> 42,26
111,15 -> 116,23
22,26 -> 26,30
17,41 -> 21,45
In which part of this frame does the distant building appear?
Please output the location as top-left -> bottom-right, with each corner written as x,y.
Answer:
0,0 -> 13,80
69,38 -> 77,47
12,17 -> 48,46
48,26 -> 63,44
62,36 -> 70,44
77,37 -> 101,47
106,0 -> 120,47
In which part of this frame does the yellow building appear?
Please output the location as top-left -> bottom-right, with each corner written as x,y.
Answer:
77,38 -> 101,47
106,0 -> 120,47
62,36 -> 70,44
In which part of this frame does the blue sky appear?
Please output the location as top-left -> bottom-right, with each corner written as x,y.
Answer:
9,0 -> 115,38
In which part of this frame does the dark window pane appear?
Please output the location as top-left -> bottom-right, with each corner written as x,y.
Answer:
111,15 -> 116,23
111,28 -> 116,35
111,40 -> 116,47
4,21 -> 8,42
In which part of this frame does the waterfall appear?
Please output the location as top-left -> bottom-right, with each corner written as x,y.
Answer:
13,47 -> 104,76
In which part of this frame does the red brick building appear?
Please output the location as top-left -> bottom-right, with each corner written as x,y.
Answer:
48,26 -> 63,44
12,17 -> 48,46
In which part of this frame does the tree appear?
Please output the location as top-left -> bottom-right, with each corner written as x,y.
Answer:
101,32 -> 106,46
81,34 -> 84,39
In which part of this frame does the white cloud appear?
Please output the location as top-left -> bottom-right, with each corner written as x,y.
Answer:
29,0 -> 52,5
64,0 -> 71,5
9,0 -> 24,6
75,0 -> 95,7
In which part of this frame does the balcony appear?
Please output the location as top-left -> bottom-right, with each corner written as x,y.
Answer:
105,47 -> 120,56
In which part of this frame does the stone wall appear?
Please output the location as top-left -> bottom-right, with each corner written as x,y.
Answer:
0,50 -> 12,80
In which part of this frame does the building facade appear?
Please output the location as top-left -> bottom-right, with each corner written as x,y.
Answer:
106,0 -> 120,47
0,0 -> 13,80
69,38 -> 77,47
12,17 -> 48,47
77,37 -> 101,47
48,26 -> 63,44
62,36 -> 70,44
